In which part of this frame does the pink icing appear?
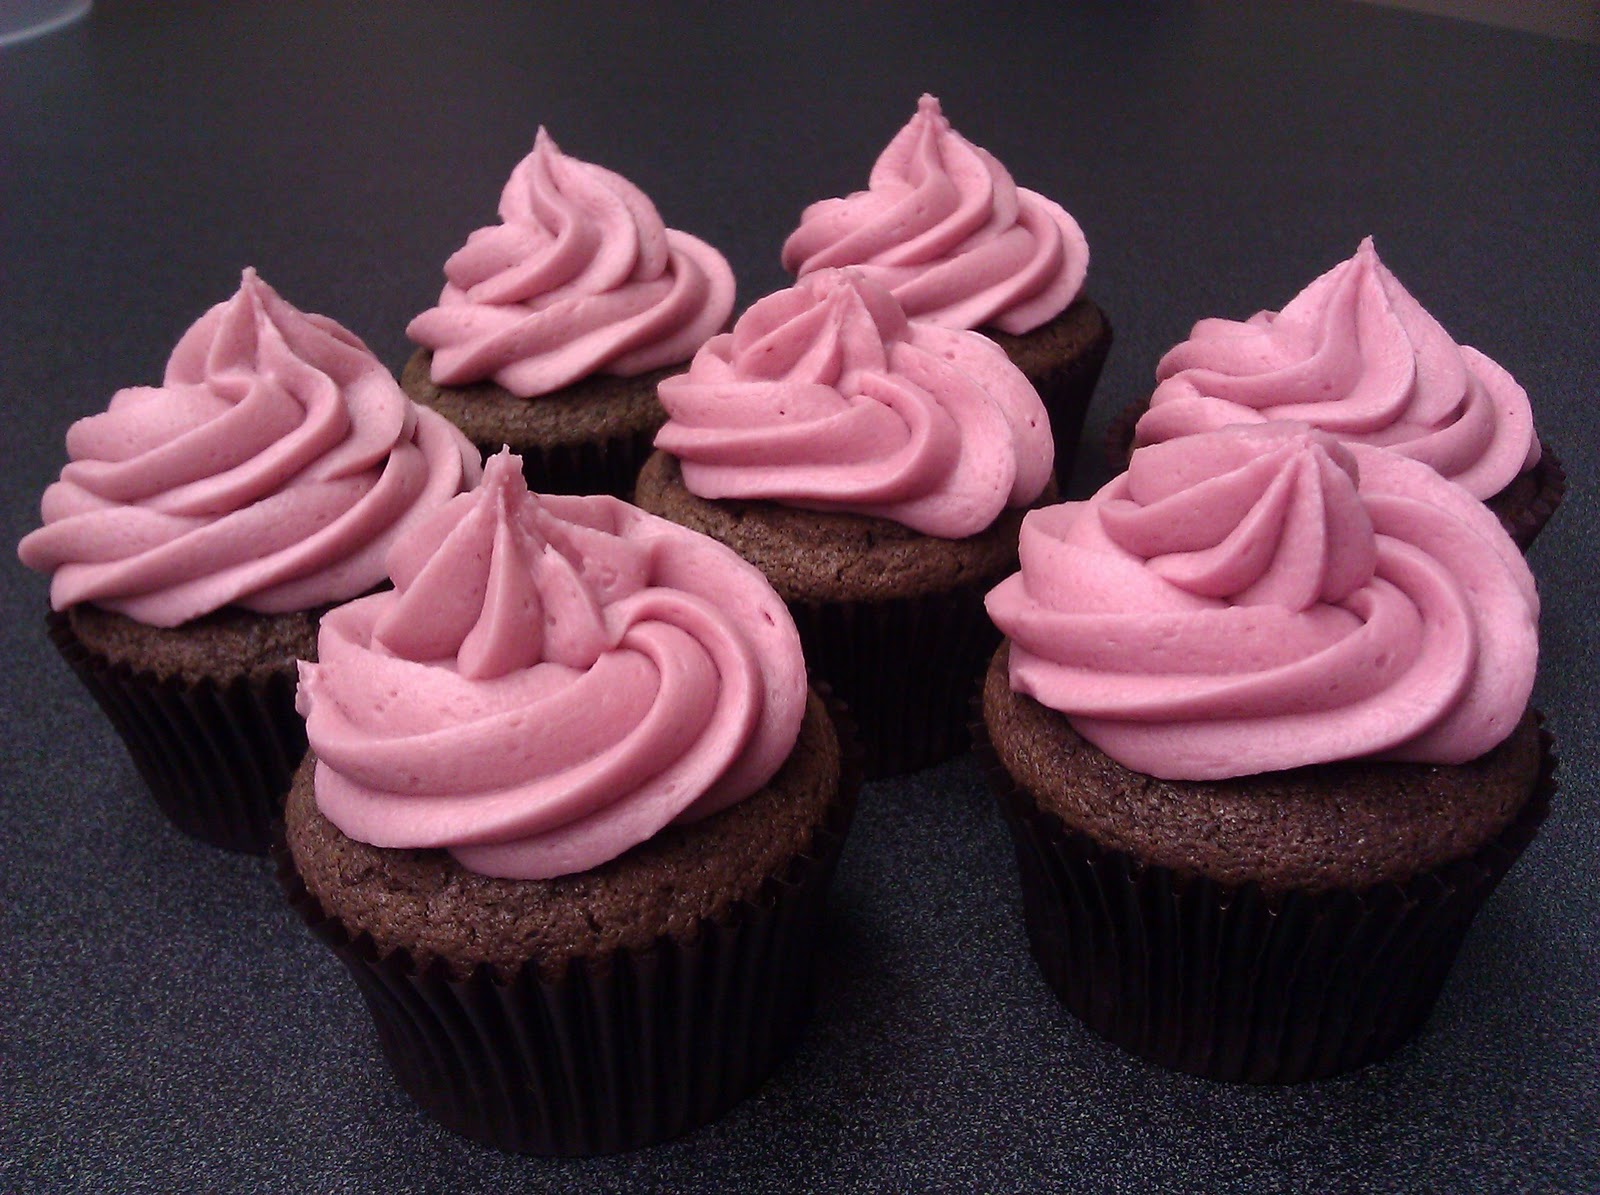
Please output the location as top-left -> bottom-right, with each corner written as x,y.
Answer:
18,270 -> 482,627
986,424 -> 1538,779
407,128 -> 736,398
654,268 -> 1053,538
780,95 -> 1088,335
296,450 -> 808,880
1137,238 -> 1539,499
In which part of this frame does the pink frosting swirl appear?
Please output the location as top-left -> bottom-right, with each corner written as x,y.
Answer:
1136,238 -> 1540,499
780,95 -> 1088,335
986,424 -> 1538,779
654,269 -> 1053,538
296,450 -> 808,880
407,128 -> 736,398
18,270 -> 482,627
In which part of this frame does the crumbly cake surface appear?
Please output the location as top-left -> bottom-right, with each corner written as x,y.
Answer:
66,602 -> 324,686
635,451 -> 1053,603
287,689 -> 842,981
983,295 -> 1110,383
982,646 -> 1542,893
401,348 -> 672,449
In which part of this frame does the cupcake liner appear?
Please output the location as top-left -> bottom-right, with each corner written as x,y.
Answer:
46,611 -> 304,854
1024,320 -> 1113,492
466,419 -> 663,503
791,580 -> 1003,778
1102,398 -> 1143,474
976,714 -> 1556,1084
276,689 -> 861,1155
1498,441 -> 1564,551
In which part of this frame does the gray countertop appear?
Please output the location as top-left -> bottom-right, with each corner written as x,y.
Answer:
3,2 -> 1596,1191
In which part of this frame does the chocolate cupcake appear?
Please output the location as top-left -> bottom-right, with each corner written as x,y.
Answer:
405,129 -> 735,498
638,268 -> 1057,776
782,95 -> 1112,484
982,424 -> 1551,1082
282,451 -> 857,1154
1112,238 -> 1562,549
17,271 -> 480,852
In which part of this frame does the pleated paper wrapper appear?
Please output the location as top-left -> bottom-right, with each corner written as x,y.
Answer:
977,716 -> 1556,1084
465,419 -> 662,504
1011,301 -> 1112,493
277,691 -> 861,1155
47,610 -> 304,854
789,580 -> 1005,778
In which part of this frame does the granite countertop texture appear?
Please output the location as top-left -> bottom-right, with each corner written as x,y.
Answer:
2,2 -> 1595,1191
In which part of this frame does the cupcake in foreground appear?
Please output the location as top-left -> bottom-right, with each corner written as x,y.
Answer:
1117,238 -> 1562,548
637,267 -> 1055,776
982,424 -> 1553,1082
404,128 -> 736,498
782,94 -> 1112,484
281,450 -> 857,1154
17,270 -> 480,852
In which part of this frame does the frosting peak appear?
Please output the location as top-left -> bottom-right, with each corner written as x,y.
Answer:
1104,427 -> 1375,612
781,95 -> 1088,334
407,131 -> 736,397
372,453 -> 617,678
655,268 -> 1053,538
1137,238 -> 1539,499
987,424 -> 1537,779
298,451 -> 807,879
18,271 -> 481,626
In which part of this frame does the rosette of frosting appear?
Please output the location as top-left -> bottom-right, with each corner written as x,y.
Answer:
407,128 -> 736,398
654,269 -> 1053,538
1135,238 -> 1539,499
297,450 -> 808,880
780,95 -> 1088,335
986,424 -> 1537,779
18,270 -> 481,627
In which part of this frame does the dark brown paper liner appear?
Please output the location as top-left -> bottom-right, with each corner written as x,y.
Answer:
976,714 -> 1556,1084
790,580 -> 1002,778
275,689 -> 861,1155
1102,398 -> 1143,474
46,611 -> 304,854
1018,322 -> 1113,494
461,421 -> 662,503
1105,400 -> 1564,554
1495,442 -> 1564,551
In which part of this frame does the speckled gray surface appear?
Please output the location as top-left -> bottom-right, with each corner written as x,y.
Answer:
2,2 -> 1596,1192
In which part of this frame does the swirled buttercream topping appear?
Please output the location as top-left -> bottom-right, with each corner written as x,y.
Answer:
407,128 -> 736,398
986,424 -> 1537,779
654,268 -> 1052,538
1136,238 -> 1539,499
780,95 -> 1088,335
297,450 -> 808,880
18,270 -> 482,627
